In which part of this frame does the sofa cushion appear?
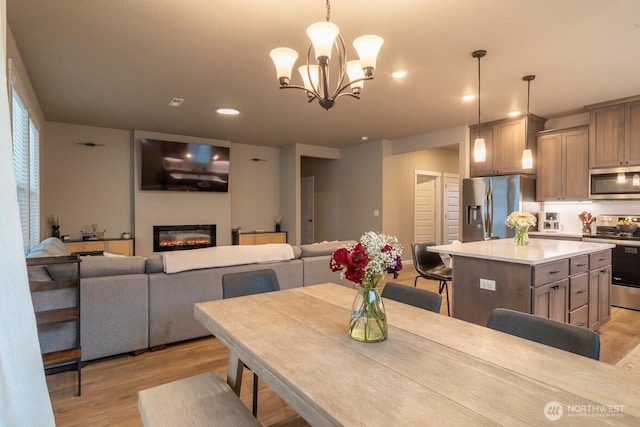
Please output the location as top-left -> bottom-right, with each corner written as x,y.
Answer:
26,237 -> 71,258
80,256 -> 147,278
299,240 -> 356,258
145,254 -> 164,274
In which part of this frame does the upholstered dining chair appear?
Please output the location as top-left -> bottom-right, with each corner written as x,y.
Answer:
411,242 -> 452,316
487,308 -> 600,360
221,269 -> 281,416
381,282 -> 442,314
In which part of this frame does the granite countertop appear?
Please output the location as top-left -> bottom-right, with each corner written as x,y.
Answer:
428,238 -> 614,265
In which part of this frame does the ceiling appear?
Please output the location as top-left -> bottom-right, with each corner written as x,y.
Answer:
7,0 -> 640,149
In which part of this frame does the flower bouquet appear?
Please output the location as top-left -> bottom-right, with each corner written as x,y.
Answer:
330,231 -> 403,342
505,211 -> 537,246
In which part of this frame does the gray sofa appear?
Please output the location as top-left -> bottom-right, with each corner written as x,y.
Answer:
27,238 -> 354,362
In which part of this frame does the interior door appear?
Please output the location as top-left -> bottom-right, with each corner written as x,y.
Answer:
414,171 -> 440,244
443,174 -> 460,243
300,176 -> 315,244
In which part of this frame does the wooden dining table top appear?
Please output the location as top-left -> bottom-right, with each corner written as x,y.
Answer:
194,283 -> 640,426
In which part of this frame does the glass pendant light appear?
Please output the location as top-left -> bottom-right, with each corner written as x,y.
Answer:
472,50 -> 487,163
521,75 -> 535,170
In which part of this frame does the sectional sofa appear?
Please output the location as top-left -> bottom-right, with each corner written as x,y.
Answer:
27,238 -> 354,362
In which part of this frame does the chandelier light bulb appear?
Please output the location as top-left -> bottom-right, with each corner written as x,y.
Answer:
353,35 -> 384,75
306,21 -> 339,60
269,48 -> 299,83
346,60 -> 365,92
298,64 -> 320,92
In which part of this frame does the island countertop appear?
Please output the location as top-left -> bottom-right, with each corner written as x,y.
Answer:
428,238 -> 614,265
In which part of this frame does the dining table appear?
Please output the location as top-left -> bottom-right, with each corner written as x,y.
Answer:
194,283 -> 640,426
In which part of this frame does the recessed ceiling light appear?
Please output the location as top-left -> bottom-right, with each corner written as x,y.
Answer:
391,70 -> 408,79
508,110 -> 521,117
216,108 -> 240,115
361,136 -> 369,141
168,97 -> 184,107
461,94 -> 476,102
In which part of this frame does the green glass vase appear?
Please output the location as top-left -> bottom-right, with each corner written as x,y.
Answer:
349,286 -> 387,343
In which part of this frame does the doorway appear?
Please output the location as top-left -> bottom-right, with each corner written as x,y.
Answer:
300,176 -> 315,244
443,173 -> 460,243
414,171 -> 441,244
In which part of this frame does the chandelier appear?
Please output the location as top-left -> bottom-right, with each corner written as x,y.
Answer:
269,0 -> 384,110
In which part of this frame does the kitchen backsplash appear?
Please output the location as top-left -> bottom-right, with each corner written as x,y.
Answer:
539,201 -> 640,234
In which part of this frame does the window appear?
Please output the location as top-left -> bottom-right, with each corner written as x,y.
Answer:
11,84 -> 40,253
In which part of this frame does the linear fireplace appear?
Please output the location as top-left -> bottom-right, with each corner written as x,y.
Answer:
153,224 -> 216,252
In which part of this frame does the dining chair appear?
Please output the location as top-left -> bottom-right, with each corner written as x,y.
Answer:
487,308 -> 600,360
381,282 -> 442,313
411,242 -> 452,316
221,269 -> 281,416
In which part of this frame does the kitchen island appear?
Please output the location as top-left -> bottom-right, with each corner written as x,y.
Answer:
428,239 -> 615,328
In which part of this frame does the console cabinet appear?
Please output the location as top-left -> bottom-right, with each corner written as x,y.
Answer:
65,238 -> 133,256
232,231 -> 287,245
470,115 -> 546,177
536,126 -> 589,201
587,96 -> 640,168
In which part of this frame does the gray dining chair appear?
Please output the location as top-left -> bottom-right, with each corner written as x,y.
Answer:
411,242 -> 452,316
487,308 -> 600,360
381,282 -> 442,313
221,268 -> 281,416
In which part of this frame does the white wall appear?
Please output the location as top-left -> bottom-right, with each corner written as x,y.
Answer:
383,147 -> 460,253
230,143 -> 281,232
133,130 -> 232,256
540,200 -> 640,234
43,122 -> 132,241
1,4 -> 55,424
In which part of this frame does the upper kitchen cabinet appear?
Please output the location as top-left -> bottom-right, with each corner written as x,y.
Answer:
536,126 -> 589,201
470,115 -> 546,177
588,95 -> 640,168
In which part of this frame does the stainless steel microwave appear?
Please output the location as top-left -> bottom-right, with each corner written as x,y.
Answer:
590,167 -> 640,199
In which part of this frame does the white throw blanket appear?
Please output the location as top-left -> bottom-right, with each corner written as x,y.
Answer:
162,244 -> 295,274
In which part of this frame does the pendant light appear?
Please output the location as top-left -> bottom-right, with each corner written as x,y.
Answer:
521,75 -> 536,170
472,50 -> 487,162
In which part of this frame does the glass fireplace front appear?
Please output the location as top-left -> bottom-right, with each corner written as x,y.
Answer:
153,224 -> 216,252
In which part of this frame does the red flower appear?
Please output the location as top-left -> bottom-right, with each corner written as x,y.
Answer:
330,247 -> 351,271
350,243 -> 369,269
345,266 -> 364,283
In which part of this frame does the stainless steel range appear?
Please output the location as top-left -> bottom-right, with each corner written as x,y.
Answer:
583,214 -> 640,311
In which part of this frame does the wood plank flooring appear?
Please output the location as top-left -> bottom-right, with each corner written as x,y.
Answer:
47,266 -> 640,426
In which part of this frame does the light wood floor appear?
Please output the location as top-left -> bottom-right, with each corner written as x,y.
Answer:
47,266 -> 640,426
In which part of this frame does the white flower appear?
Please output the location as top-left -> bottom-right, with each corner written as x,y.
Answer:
505,211 -> 537,230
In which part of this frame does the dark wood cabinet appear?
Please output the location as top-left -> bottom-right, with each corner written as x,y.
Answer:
588,251 -> 612,329
536,126 -> 589,201
588,96 -> 640,168
532,278 -> 568,323
27,255 -> 82,395
470,115 -> 546,177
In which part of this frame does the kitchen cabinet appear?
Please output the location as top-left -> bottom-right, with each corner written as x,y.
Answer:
470,115 -> 546,177
536,126 -> 589,201
587,96 -> 640,168
532,259 -> 569,323
588,250 -> 612,329
568,255 -> 590,328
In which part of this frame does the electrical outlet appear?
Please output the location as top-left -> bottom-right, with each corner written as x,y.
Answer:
480,278 -> 496,291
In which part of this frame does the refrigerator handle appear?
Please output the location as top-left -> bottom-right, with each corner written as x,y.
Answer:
485,185 -> 493,238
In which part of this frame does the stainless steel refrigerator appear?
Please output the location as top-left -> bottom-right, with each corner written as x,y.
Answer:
462,175 -> 539,242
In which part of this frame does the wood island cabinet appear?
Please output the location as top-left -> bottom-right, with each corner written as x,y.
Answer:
588,250 -> 612,329
536,126 -> 589,201
470,115 -> 546,177
588,96 -> 640,168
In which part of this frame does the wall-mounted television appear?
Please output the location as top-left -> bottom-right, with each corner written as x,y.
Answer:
140,138 -> 230,192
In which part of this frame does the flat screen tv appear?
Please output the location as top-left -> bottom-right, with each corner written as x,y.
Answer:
140,138 -> 230,192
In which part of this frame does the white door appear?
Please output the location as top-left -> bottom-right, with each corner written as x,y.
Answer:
443,174 -> 460,243
414,171 -> 441,244
301,176 -> 315,244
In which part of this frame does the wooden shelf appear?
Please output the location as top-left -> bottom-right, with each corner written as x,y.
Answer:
30,278 -> 77,292
35,307 -> 79,326
27,254 -> 82,395
42,347 -> 82,366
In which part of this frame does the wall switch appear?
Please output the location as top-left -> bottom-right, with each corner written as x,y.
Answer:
480,278 -> 496,291
373,210 -> 379,217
